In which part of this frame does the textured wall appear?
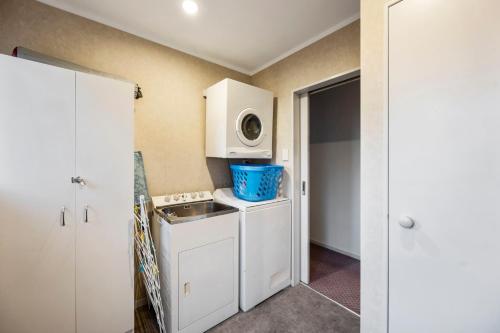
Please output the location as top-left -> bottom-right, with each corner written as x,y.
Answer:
251,21 -> 360,177
250,17 -> 389,333
360,0 -> 388,332
0,0 -> 250,197
250,19 -> 359,293
0,0 -> 251,306
1,0 -> 376,325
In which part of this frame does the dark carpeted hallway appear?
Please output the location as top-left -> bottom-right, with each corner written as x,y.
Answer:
309,243 -> 360,314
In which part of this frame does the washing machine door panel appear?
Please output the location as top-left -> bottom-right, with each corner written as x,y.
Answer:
236,108 -> 266,147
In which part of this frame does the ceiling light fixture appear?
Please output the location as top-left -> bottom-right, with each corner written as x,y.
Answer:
182,0 -> 199,15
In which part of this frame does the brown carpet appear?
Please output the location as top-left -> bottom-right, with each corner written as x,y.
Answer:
135,284 -> 359,333
309,244 -> 360,314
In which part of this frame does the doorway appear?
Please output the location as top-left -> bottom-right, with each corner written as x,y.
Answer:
298,71 -> 360,315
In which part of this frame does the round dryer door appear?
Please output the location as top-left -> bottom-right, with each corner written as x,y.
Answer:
236,108 -> 265,147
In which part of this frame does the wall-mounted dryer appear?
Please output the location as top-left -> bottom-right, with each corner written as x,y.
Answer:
205,79 -> 273,159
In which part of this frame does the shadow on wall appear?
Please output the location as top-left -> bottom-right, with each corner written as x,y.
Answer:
206,158 -> 233,189
272,97 -> 278,158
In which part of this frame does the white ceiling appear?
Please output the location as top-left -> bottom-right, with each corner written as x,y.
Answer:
37,0 -> 359,75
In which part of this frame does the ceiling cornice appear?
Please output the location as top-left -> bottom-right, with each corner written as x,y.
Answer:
38,1 -> 359,77
37,0 -> 253,74
249,13 -> 360,76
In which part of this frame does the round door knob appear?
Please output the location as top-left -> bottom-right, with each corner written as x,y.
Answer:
399,216 -> 415,229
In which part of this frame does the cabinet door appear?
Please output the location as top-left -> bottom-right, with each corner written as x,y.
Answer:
389,1 -> 500,332
178,238 -> 235,330
0,56 -> 76,333
75,72 -> 134,333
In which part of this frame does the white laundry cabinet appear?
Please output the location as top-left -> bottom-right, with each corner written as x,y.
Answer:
388,0 -> 500,332
0,55 -> 134,333
152,207 -> 239,333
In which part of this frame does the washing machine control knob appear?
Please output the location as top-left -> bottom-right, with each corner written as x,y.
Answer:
191,192 -> 198,199
199,192 -> 205,198
164,195 -> 171,202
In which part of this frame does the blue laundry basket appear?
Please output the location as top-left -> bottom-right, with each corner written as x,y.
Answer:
230,164 -> 284,202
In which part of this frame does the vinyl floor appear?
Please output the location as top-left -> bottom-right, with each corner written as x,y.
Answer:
135,284 -> 359,333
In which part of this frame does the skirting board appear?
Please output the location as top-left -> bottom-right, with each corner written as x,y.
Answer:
310,239 -> 360,260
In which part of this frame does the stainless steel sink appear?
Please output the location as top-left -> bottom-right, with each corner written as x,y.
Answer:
155,201 -> 238,224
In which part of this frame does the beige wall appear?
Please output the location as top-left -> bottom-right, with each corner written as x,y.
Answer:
250,17 -> 359,293
0,0 -> 361,227
0,0 -> 250,305
1,1 -> 383,326
250,16 -> 389,333
252,13 -> 388,332
360,0 -> 388,332
0,0 -> 250,197
251,21 -> 360,172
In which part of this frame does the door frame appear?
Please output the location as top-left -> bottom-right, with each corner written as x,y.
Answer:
299,93 -> 310,284
291,68 -> 361,286
385,0 -> 406,331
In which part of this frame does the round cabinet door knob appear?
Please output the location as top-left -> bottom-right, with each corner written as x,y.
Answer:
399,216 -> 415,229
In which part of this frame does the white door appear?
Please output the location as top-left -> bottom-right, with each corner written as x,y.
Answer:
300,94 -> 310,284
389,1 -> 500,332
75,72 -> 134,333
178,238 -> 235,330
0,56 -> 76,333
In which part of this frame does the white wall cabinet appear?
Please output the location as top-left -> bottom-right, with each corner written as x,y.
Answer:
0,55 -> 134,333
388,1 -> 500,332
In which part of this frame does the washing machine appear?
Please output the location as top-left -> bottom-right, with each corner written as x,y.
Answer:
205,79 -> 273,159
213,188 -> 291,311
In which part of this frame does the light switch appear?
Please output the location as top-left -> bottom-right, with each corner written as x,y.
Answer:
282,149 -> 289,161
